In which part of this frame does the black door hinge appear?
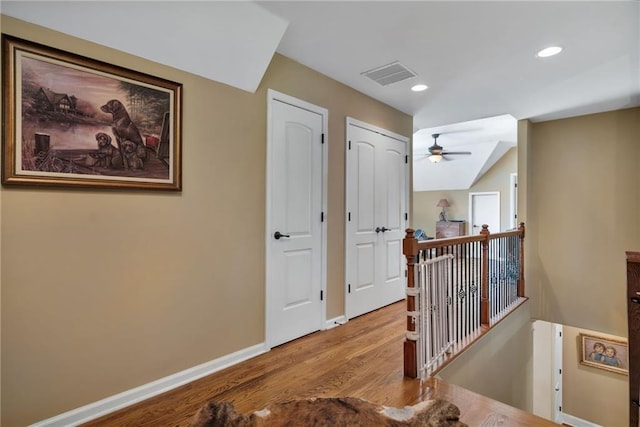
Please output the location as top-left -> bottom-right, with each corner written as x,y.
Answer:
348,140 -> 351,150
405,212 -> 408,221
348,212 -> 351,221
348,284 -> 351,293
405,155 -> 408,164
321,133 -> 325,144
321,290 -> 324,301
321,212 -> 324,222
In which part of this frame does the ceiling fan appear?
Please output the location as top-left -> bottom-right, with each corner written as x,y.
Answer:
424,133 -> 472,163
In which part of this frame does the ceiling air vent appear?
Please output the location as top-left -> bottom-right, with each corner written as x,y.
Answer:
361,61 -> 416,86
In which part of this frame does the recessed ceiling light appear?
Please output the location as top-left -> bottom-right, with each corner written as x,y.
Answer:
411,84 -> 428,92
537,46 -> 563,58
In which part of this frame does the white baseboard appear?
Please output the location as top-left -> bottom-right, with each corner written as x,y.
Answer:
558,412 -> 602,427
30,343 -> 268,427
325,315 -> 347,329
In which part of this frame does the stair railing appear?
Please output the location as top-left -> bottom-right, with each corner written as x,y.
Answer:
403,223 -> 526,378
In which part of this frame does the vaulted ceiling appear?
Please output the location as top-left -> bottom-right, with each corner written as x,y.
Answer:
4,1 -> 639,191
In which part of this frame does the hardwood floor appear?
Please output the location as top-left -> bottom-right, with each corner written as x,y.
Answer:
83,301 -> 557,426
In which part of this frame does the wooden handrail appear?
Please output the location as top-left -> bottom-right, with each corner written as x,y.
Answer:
410,227 -> 524,250
627,251 -> 640,427
403,223 -> 526,378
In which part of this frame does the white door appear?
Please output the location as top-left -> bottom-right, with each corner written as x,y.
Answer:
345,119 -> 408,319
469,192 -> 500,234
266,90 -> 327,348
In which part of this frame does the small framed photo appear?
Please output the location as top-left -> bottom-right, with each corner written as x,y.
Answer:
579,333 -> 628,375
2,34 -> 182,190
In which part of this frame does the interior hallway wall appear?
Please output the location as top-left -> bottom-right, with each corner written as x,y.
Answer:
529,107 -> 640,336
0,14 -> 412,426
437,302 -> 534,413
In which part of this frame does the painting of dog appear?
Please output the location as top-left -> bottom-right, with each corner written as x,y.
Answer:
100,99 -> 149,169
92,132 -> 123,169
3,34 -> 181,189
121,140 -> 144,171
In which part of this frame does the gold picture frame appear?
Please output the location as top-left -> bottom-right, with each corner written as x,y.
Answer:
579,333 -> 628,375
2,34 -> 182,190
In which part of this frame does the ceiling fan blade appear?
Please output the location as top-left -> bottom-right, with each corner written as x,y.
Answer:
442,151 -> 472,155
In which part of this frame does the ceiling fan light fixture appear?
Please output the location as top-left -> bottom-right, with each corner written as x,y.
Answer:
429,154 -> 443,163
536,46 -> 563,58
411,84 -> 428,92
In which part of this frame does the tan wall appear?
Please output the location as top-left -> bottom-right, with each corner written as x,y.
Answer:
437,302 -> 534,413
519,120 -> 538,317
0,16 -> 412,426
529,107 -> 640,335
412,147 -> 517,237
562,325 -> 627,426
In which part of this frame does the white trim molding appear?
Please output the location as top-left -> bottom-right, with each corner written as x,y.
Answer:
30,343 -> 268,427
558,413 -> 602,427
325,315 -> 348,330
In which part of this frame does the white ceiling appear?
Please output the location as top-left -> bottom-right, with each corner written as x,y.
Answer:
0,1 -> 288,92
259,1 -> 640,129
257,1 -> 640,191
3,1 -> 639,191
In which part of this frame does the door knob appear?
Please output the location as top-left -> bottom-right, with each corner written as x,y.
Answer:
375,227 -> 382,233
274,231 -> 290,240
380,227 -> 389,232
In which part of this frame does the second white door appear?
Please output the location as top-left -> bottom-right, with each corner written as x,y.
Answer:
469,191 -> 500,234
345,119 -> 408,319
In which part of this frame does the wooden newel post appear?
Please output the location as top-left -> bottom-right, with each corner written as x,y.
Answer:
626,251 -> 640,427
403,228 -> 418,378
517,222 -> 526,298
480,224 -> 490,326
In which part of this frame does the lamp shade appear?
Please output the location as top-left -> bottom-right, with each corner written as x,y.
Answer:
428,154 -> 443,163
437,198 -> 450,208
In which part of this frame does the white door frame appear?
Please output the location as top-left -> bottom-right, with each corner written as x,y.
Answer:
265,89 -> 328,349
532,320 -> 563,421
344,117 -> 410,319
552,323 -> 563,423
510,173 -> 518,229
468,191 -> 500,234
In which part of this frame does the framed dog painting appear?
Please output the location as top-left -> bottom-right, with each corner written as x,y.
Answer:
1,34 -> 182,190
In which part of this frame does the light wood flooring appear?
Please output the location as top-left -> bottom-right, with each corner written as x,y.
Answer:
83,301 -> 558,426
